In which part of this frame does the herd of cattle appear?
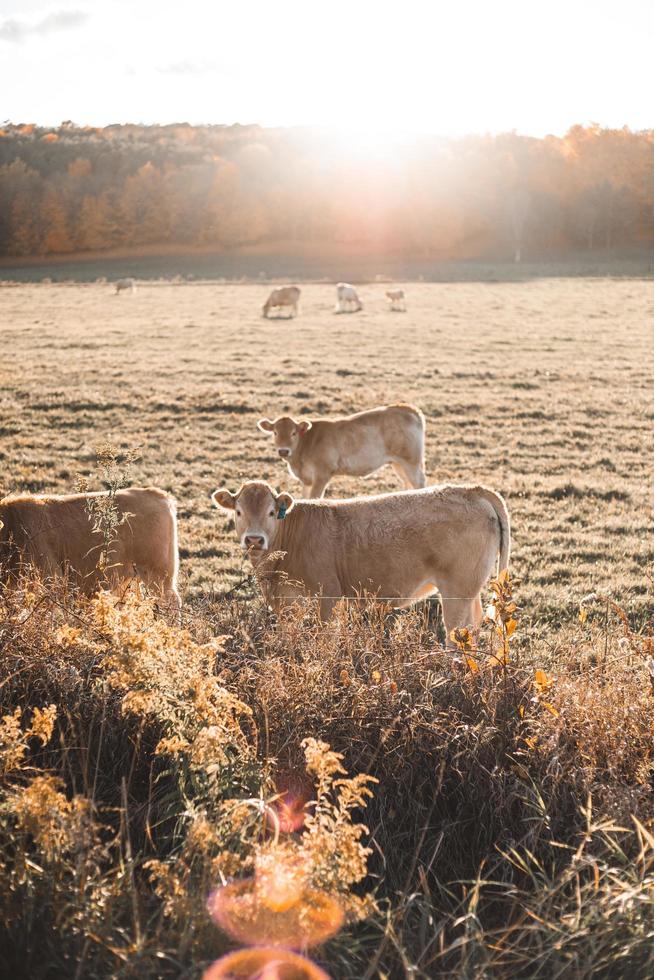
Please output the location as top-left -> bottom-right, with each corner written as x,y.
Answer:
114,279 -> 405,315
262,283 -> 405,316
0,404 -> 510,644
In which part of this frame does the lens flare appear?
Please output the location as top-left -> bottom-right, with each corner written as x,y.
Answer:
202,947 -> 331,979
255,851 -> 307,913
208,879 -> 343,949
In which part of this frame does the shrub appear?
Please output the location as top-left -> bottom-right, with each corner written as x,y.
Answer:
1,572 -> 654,977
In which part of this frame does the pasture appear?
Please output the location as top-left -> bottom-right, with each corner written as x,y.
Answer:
1,278 -> 654,979
1,278 -> 652,621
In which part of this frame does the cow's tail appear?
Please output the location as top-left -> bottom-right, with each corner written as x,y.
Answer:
477,487 -> 511,575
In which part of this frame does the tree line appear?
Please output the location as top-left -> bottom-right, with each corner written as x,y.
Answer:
1,121 -> 653,260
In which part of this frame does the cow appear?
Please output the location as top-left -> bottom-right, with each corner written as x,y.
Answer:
0,487 -> 181,616
263,286 -> 301,318
115,278 -> 135,294
257,404 -> 426,498
386,288 -> 406,312
211,480 -> 511,640
335,283 -> 362,313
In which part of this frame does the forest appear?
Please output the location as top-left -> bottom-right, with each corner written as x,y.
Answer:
1,120 -> 653,260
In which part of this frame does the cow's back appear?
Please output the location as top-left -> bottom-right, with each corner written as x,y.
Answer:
0,487 -> 178,592
330,405 -> 423,462
269,286 -> 299,305
269,485 -> 501,597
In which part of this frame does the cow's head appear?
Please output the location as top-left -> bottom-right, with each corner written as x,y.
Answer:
257,416 -> 311,459
212,481 -> 294,552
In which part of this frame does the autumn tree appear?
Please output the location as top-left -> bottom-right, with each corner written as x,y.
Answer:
0,121 -> 653,260
40,186 -> 74,253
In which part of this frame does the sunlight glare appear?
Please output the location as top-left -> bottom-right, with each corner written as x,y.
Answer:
203,947 -> 330,980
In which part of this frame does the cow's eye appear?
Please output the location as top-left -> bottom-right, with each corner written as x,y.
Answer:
292,430 -> 297,435
269,509 -> 274,517
236,509 -> 242,517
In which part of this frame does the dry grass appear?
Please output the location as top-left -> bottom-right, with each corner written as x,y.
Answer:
1,279 -> 654,978
1,279 -> 653,622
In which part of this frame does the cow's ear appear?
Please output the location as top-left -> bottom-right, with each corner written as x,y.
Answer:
297,420 -> 312,434
276,491 -> 295,518
212,488 -> 236,511
257,418 -> 274,433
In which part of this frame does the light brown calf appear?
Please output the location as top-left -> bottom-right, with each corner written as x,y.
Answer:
212,480 -> 510,641
262,286 -> 301,318
257,404 -> 426,498
386,288 -> 406,311
0,487 -> 180,614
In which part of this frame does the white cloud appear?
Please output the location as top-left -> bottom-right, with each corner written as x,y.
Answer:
0,9 -> 88,43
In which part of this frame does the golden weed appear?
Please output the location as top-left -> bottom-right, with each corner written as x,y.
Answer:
9,775 -> 93,864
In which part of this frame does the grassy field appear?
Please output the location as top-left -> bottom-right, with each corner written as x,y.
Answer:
1,278 -> 653,622
2,279 -> 654,979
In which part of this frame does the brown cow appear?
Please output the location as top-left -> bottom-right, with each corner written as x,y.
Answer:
257,404 -> 426,499
212,480 -> 510,641
262,286 -> 301,318
0,487 -> 181,615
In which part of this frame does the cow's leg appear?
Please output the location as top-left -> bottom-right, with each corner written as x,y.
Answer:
316,577 -> 342,620
470,595 -> 483,628
409,461 -> 427,489
163,582 -> 182,624
145,571 -> 182,624
308,475 -> 330,499
441,597 -> 477,648
319,595 -> 339,620
391,460 -> 426,490
391,461 -> 412,488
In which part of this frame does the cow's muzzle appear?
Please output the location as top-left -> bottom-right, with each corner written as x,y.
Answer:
243,534 -> 267,550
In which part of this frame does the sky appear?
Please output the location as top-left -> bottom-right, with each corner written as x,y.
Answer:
1,0 -> 654,139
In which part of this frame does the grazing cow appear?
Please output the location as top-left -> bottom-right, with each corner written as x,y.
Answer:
115,278 -> 135,294
263,286 -> 301,318
212,480 -> 510,638
386,288 -> 406,312
0,487 -> 181,615
257,404 -> 426,498
335,282 -> 362,313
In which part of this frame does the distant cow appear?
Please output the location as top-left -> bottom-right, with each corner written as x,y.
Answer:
257,404 -> 426,498
212,480 -> 510,636
0,487 -> 180,616
263,286 -> 301,318
386,289 -> 406,312
335,283 -> 362,313
115,278 -> 135,294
